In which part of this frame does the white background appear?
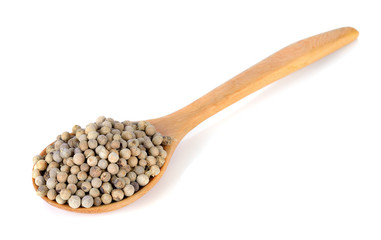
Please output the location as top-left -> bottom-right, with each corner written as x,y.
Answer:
0,1 -> 380,239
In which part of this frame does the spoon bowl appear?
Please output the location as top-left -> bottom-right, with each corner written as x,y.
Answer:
33,27 -> 359,213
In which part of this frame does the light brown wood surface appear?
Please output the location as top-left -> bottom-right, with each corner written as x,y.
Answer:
33,27 -> 359,213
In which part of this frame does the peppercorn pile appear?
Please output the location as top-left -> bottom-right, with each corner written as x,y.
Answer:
32,116 -> 172,209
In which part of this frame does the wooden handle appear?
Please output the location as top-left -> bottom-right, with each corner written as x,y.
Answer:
160,27 -> 359,139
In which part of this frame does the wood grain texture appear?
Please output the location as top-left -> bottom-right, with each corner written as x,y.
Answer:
33,27 -> 358,213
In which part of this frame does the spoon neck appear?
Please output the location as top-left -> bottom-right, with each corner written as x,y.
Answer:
161,27 -> 359,140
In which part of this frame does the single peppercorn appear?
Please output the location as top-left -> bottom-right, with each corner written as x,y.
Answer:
35,176 -> 45,186
68,195 -> 81,209
60,189 -> 72,201
82,195 -> 94,208
47,189 -> 57,200
137,174 -> 149,186
111,189 -> 124,202
123,184 -> 135,197
101,193 -> 112,204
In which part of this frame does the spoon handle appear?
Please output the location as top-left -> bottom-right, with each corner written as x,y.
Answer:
163,27 -> 359,138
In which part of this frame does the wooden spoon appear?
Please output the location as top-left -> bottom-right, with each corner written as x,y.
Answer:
33,27 -> 359,213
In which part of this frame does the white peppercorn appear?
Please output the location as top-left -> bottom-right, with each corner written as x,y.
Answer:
101,194 -> 112,204
100,182 -> 113,194
100,126 -> 111,135
97,135 -> 108,145
137,121 -> 146,130
134,166 -> 145,175
123,177 -> 131,185
79,140 -> 88,151
47,161 -> 59,172
145,124 -> 156,136
138,150 -> 147,160
117,158 -> 128,168
113,178 -> 126,189
117,168 -> 127,178
78,134 -> 87,142
55,140 -> 64,149
120,148 -> 131,159
68,195 -> 81,209
80,163 -> 90,172
47,189 -> 57,200
74,148 -> 82,154
127,172 -> 137,182
84,149 -> 95,158
36,160 -> 48,171
70,165 -> 80,175
55,194 -> 66,204
66,157 -> 74,167
57,172 -> 68,183
60,164 -> 70,173
135,130 -> 146,138
86,156 -> 97,167
139,159 -> 147,167
162,136 -> 172,145
111,189 -> 124,201
130,181 -> 139,192
123,184 -> 135,197
45,153 -> 53,164
110,140 -> 120,149
114,122 -> 124,131
85,123 -> 97,134
52,151 -> 63,163
77,171 -> 87,181
67,183 -> 77,194
98,148 -> 109,159
94,197 -> 102,206
35,176 -> 45,186
88,139 -> 98,149
152,133 -> 163,145
159,149 -> 167,158
60,188 -> 71,201
87,131 -> 99,140
128,156 -> 138,167
112,130 -> 121,137
130,147 -> 141,157
127,139 -> 139,148
149,147 -> 159,157
156,156 -> 165,167
60,148 -> 72,159
82,195 -> 94,208
73,153 -> 85,165
150,165 -> 160,176
81,181 -> 92,192
55,182 -> 67,193
100,172 -> 111,182
137,174 -> 149,186
66,174 -> 78,184
146,156 -> 157,166
46,178 -> 57,190
89,188 -> 100,198
98,159 -> 108,170
91,178 -> 102,188
108,152 -> 119,163
76,189 -> 85,198
121,131 -> 134,141
107,163 -> 119,175
76,129 -> 85,138
89,166 -> 102,178
36,185 -> 48,197
96,116 -> 106,125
